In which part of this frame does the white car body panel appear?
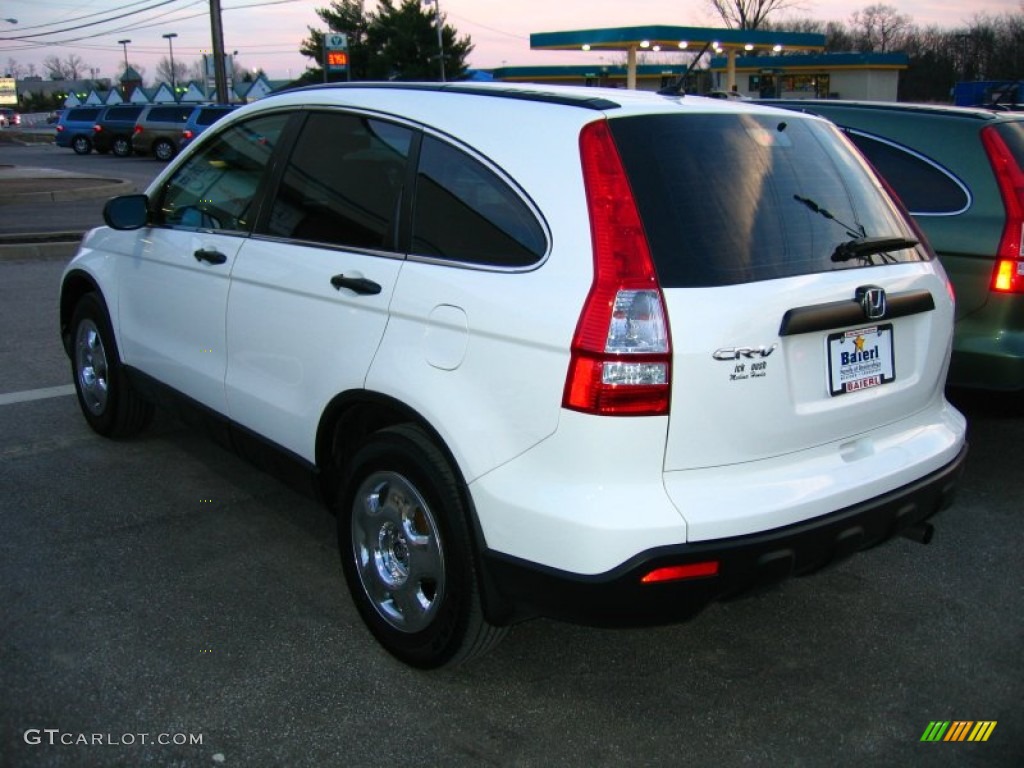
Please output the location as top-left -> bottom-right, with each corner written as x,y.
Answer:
117,228 -> 244,413
224,239 -> 402,461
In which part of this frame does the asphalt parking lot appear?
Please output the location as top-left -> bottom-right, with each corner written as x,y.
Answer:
1,159 -> 1021,766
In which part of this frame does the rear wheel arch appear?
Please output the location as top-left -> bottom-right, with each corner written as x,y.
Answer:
314,392 -> 519,629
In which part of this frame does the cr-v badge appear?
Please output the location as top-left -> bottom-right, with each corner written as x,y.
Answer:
712,344 -> 778,361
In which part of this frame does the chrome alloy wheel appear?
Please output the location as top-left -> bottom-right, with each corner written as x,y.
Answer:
351,471 -> 446,633
75,318 -> 109,415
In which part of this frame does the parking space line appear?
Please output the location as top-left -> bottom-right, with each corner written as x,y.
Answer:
0,384 -> 75,406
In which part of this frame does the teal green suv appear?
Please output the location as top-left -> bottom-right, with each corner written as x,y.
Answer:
761,101 -> 1024,391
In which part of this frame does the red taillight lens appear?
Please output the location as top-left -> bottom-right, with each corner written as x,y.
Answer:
56,125 -> 64,132
133,124 -> 143,135
563,120 -> 672,416
981,125 -> 1024,293
182,129 -> 194,140
93,124 -> 102,133
641,561 -> 719,583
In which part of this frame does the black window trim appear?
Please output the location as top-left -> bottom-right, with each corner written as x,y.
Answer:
844,128 -> 973,218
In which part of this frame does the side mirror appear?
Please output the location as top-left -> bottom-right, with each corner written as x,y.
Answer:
103,194 -> 149,231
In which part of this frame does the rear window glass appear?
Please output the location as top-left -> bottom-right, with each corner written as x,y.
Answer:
608,113 -> 926,288
844,131 -> 970,215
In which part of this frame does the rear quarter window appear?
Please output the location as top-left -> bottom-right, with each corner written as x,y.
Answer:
147,107 -> 193,123
68,108 -> 102,122
411,136 -> 548,268
843,130 -> 971,215
609,112 -> 926,288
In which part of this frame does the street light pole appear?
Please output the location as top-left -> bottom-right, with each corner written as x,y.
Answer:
423,0 -> 444,82
162,32 -> 178,94
118,39 -> 131,71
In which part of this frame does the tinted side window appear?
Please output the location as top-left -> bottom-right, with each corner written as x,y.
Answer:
267,112 -> 412,250
106,106 -> 143,122
148,107 -> 193,123
411,137 -> 547,267
157,113 -> 288,233
197,108 -> 232,126
845,131 -> 970,215
70,108 -> 102,121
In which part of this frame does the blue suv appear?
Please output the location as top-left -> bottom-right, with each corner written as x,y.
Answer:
55,106 -> 105,155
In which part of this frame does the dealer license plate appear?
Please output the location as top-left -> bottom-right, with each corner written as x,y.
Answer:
827,324 -> 895,396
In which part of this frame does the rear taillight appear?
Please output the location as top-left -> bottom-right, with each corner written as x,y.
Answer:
981,125 -> 1024,293
562,120 -> 671,416
93,124 -> 102,133
182,129 -> 194,140
133,124 -> 143,135
56,125 -> 64,132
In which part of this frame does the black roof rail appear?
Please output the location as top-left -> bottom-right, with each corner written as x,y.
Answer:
281,81 -> 621,111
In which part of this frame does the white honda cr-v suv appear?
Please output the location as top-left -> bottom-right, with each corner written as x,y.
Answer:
60,83 -> 968,667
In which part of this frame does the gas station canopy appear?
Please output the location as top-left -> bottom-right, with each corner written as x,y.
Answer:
530,25 -> 826,90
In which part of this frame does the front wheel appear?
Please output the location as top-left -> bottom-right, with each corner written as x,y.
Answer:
339,424 -> 505,668
70,293 -> 153,438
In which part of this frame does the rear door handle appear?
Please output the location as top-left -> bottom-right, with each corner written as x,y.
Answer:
330,274 -> 382,295
194,248 -> 227,265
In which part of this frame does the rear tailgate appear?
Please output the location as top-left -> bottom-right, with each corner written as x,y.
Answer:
663,265 -> 952,469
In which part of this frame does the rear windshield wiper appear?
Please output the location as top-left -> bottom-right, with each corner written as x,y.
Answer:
831,235 -> 919,263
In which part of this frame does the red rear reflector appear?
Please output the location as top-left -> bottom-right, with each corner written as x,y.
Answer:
992,258 -> 1024,293
641,561 -> 720,583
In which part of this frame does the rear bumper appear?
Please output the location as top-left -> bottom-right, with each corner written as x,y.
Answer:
482,444 -> 967,627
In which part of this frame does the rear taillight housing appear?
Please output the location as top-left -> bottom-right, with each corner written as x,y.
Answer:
562,120 -> 672,416
182,129 -> 194,140
133,124 -> 143,135
981,125 -> 1024,293
93,124 -> 102,133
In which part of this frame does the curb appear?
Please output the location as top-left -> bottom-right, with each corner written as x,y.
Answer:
0,179 -> 135,205
0,232 -> 84,262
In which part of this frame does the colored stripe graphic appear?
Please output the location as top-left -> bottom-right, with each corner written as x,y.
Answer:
944,721 -> 973,741
921,721 -> 950,741
968,722 -> 997,742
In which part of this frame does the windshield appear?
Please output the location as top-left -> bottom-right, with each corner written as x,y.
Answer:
608,112 -> 927,288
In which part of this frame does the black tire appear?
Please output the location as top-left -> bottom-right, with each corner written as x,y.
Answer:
339,424 -> 506,668
69,293 -> 154,438
112,136 -> 132,157
152,139 -> 175,162
71,135 -> 91,155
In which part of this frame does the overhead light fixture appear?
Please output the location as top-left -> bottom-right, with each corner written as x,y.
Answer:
744,43 -> 754,51
678,41 -> 688,49
773,44 -> 783,52
640,40 -> 650,48
652,45 -> 661,52
582,44 -> 591,51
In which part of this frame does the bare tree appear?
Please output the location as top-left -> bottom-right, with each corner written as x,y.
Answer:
707,0 -> 805,30
849,4 -> 912,52
5,58 -> 25,78
155,56 -> 189,86
43,54 -> 88,80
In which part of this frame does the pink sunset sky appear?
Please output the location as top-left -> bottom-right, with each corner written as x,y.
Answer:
1,0 -> 1018,82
